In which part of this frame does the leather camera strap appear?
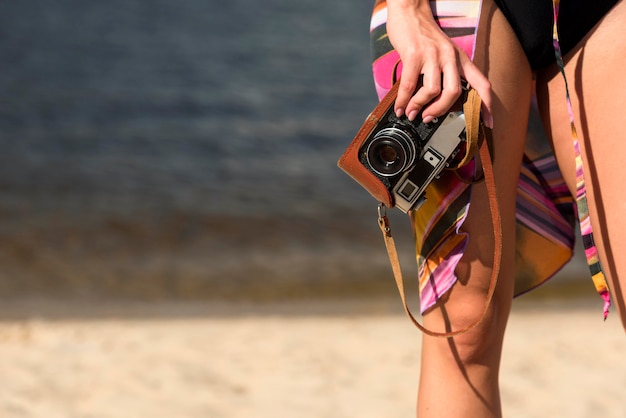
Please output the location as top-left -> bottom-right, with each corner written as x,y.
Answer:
377,93 -> 502,338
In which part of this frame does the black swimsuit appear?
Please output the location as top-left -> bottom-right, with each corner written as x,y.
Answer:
494,0 -> 620,70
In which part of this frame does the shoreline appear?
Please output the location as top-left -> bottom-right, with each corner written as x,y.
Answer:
0,278 -> 605,321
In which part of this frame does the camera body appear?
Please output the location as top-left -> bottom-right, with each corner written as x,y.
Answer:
358,104 -> 467,213
338,81 -> 471,213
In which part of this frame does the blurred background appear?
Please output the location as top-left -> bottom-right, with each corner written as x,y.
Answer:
1,1 -> 620,418
0,0 -> 413,306
0,0 -> 591,309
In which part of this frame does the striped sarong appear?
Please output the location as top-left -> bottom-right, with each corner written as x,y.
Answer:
370,0 -> 610,316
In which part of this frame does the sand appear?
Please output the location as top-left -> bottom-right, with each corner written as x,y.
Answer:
0,297 -> 623,418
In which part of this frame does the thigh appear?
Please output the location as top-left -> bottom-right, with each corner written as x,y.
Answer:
536,0 -> 626,327
423,0 -> 533,334
417,2 -> 533,412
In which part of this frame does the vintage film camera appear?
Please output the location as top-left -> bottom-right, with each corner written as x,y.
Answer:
338,82 -> 469,213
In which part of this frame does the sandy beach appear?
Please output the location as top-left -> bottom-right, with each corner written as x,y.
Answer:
0,296 -> 623,418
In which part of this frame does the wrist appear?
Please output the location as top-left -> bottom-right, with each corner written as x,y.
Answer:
387,0 -> 434,23
387,0 -> 429,11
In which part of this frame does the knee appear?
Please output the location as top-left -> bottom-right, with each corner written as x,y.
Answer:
447,305 -> 506,367
426,288 -> 511,367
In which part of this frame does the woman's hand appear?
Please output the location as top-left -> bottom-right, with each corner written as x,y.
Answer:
386,0 -> 493,127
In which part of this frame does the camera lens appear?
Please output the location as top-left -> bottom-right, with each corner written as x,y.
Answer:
365,128 -> 416,177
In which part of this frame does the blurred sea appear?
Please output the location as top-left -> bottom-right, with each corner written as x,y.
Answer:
0,0 -> 399,301
0,0 -> 588,303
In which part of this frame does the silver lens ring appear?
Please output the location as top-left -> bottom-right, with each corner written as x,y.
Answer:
365,127 -> 416,177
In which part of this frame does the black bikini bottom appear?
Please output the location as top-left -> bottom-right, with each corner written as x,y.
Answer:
494,0 -> 620,70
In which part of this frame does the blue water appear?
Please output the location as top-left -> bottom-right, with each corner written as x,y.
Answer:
0,0 -> 408,300
0,0 -> 588,301
0,0 -> 378,219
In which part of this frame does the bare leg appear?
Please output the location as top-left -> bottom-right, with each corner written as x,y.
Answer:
536,0 -> 626,330
416,0 -> 533,416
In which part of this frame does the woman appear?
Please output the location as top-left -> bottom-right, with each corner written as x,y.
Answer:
371,0 -> 626,416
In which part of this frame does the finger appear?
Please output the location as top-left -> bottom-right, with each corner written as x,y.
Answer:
406,66 -> 441,121
394,65 -> 420,118
460,60 -> 493,128
421,63 -> 462,120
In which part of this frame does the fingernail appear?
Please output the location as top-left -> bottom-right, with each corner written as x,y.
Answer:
422,115 -> 433,124
395,108 -> 404,118
408,110 -> 418,121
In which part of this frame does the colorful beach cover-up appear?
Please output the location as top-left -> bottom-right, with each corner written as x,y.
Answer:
369,0 -> 611,317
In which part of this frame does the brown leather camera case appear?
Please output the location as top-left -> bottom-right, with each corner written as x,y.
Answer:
337,82 -> 401,208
